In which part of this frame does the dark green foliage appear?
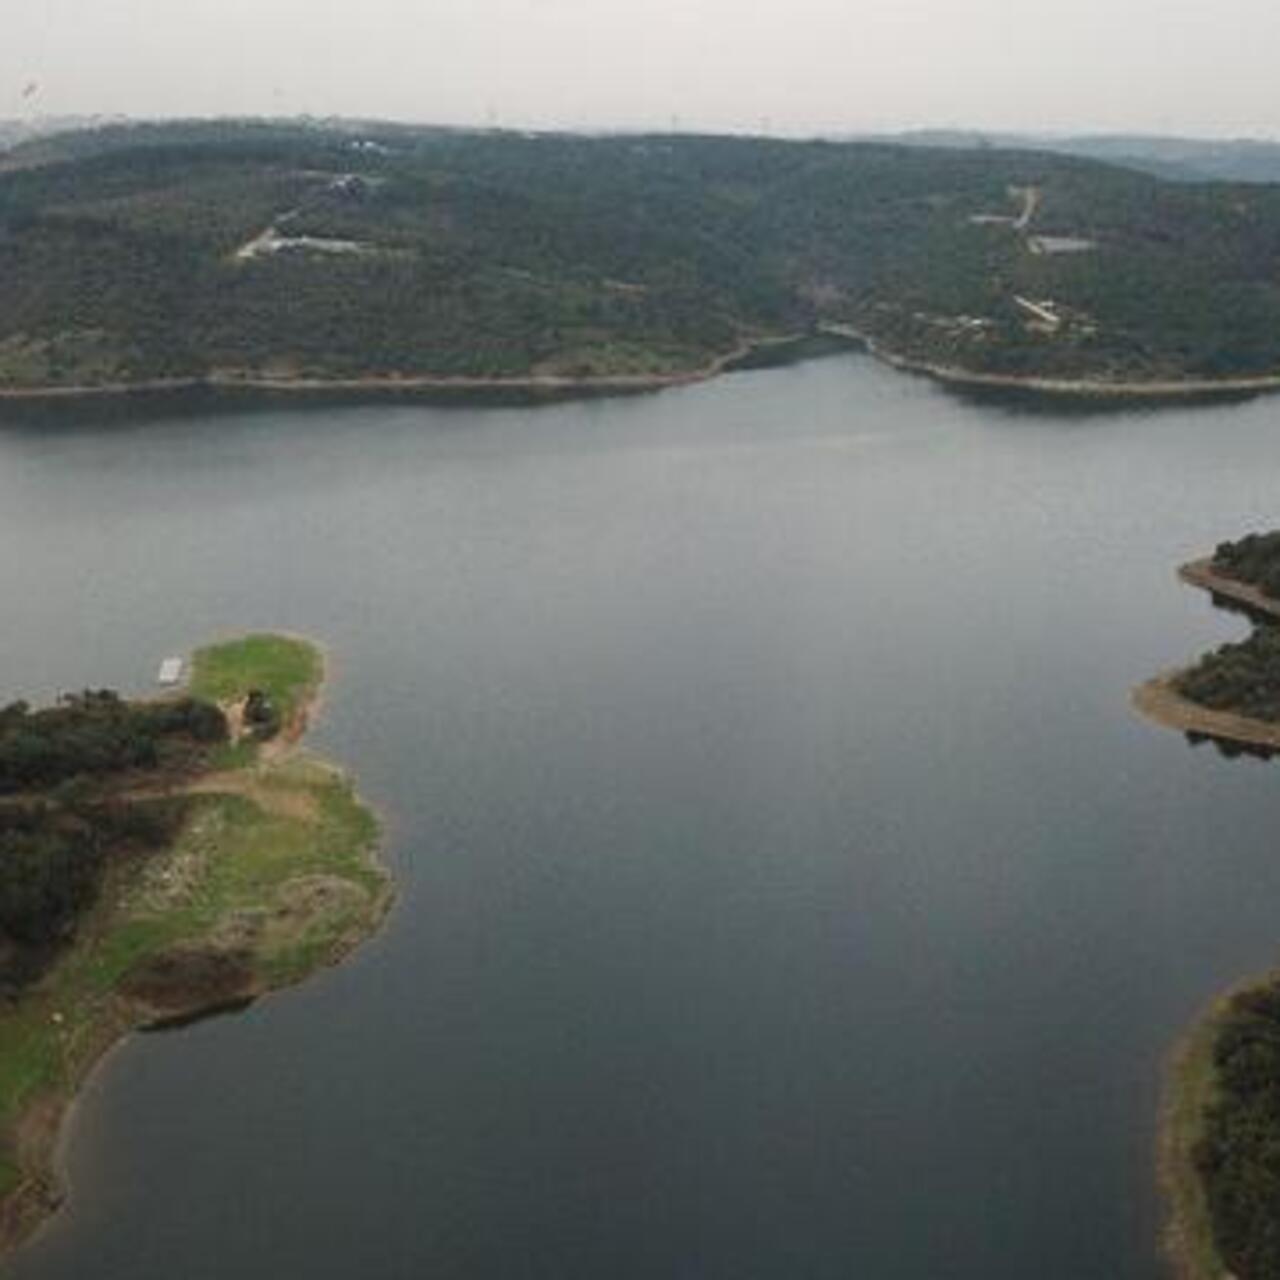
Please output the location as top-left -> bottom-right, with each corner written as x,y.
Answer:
7,121 -> 1280,387
0,796 -> 190,985
1195,986 -> 1280,1278
1213,531 -> 1280,599
0,685 -> 223,984
1178,627 -> 1280,722
0,691 -> 227,794
0,810 -> 103,948
242,689 -> 280,741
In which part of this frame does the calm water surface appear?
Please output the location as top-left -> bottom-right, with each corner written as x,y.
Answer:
4,355 -> 1280,1279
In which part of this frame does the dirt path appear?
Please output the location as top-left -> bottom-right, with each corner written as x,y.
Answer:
1012,184 -> 1040,231
1178,558 -> 1280,620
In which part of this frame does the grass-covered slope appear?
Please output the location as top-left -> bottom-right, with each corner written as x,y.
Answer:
190,631 -> 321,710
0,634 -> 390,1258
7,120 -> 1280,391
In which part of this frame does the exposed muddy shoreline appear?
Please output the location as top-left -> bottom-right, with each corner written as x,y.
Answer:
4,327 -> 1279,407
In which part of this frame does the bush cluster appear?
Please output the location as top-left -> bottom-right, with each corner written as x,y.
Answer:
1196,984 -> 1280,1278
0,691 -> 226,794
1213,531 -> 1280,600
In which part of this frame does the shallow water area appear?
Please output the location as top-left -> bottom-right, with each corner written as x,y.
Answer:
3,353 -> 1280,1278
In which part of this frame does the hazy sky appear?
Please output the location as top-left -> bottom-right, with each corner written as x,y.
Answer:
5,0 -> 1278,138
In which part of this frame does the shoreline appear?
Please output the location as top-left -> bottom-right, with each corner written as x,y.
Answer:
1137,552 -> 1280,1279
1157,980 -> 1247,1280
0,333 -> 815,405
819,324 -> 1280,401
0,636 -> 392,1262
1131,557 -> 1280,752
1177,557 -> 1280,622
3,328 -> 1280,406
1157,969 -> 1280,1280
1130,670 -> 1280,752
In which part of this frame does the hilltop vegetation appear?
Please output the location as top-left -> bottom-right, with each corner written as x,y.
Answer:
876,130 -> 1280,185
6,120 -> 1280,390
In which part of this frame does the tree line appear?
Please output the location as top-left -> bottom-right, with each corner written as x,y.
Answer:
0,690 -> 225,794
1195,983 -> 1280,1278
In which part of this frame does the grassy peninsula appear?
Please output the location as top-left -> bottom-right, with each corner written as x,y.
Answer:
9,121 -> 1280,399
0,634 -> 390,1259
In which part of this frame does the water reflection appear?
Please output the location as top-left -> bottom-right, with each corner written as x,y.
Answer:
1203,589 -> 1275,627
943,380 -> 1266,418
1184,730 -> 1279,762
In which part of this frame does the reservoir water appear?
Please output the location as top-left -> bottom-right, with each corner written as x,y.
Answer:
3,354 -> 1280,1278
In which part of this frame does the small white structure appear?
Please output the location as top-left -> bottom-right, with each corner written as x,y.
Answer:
1012,295 -> 1062,329
157,657 -> 184,687
1028,235 -> 1097,256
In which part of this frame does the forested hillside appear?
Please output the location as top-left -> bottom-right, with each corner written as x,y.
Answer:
5,120 -> 1280,389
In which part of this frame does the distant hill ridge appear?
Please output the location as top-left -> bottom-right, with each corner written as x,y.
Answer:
866,130 -> 1280,185
5,118 -> 1280,395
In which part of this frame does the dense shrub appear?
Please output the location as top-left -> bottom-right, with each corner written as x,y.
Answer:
1213,531 -> 1280,600
0,691 -> 227,794
1196,985 -> 1280,1278
1178,627 -> 1280,722
0,794 -> 188,980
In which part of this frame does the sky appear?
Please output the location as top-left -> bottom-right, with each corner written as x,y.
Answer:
4,0 -> 1279,139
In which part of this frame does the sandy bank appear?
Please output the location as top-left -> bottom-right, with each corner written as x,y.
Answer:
0,334 -> 811,405
1178,557 -> 1280,622
814,324 -> 1280,401
5,327 -> 1280,406
1132,671 -> 1280,751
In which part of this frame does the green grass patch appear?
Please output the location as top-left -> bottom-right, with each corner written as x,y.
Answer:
190,634 -> 322,724
0,1005 -> 66,1132
206,739 -> 260,771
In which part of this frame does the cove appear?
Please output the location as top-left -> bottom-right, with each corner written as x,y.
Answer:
2,352 -> 1280,1279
